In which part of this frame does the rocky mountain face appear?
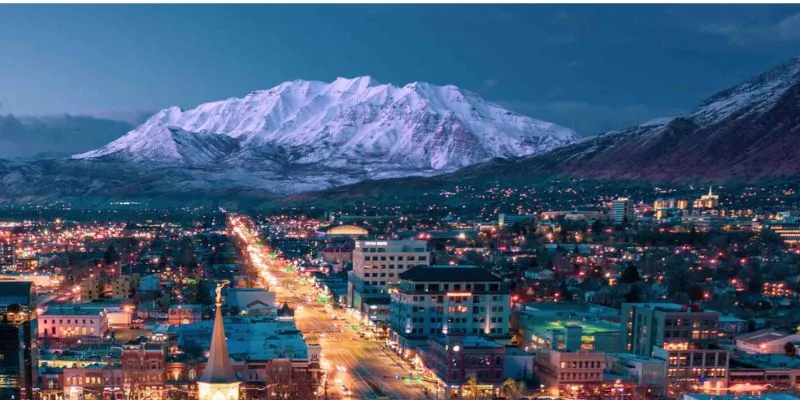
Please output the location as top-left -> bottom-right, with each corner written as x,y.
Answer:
290,56 -> 800,202
435,56 -> 800,183
0,77 -> 577,202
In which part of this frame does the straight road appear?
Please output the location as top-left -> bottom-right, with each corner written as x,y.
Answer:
228,215 -> 437,400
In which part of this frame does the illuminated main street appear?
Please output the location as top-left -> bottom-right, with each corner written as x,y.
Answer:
228,215 -> 437,400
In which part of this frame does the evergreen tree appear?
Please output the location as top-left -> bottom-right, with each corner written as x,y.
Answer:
620,263 -> 642,284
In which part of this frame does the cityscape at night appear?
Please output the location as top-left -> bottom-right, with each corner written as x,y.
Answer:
3,3 -> 800,400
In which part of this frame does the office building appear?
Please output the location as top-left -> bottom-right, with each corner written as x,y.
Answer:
519,315 -> 623,353
0,242 -> 15,267
0,281 -> 36,400
38,303 -> 109,339
622,303 -> 729,393
612,198 -> 634,225
348,239 -> 429,323
425,335 -> 505,399
389,265 -> 510,352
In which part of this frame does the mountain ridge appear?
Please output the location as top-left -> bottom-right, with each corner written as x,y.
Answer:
285,56 -> 800,202
0,76 -> 578,202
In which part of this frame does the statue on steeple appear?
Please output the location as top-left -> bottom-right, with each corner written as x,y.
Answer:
197,279 -> 239,400
215,280 -> 229,307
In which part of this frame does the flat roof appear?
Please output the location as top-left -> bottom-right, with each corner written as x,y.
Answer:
0,281 -> 31,306
736,329 -> 796,346
522,317 -> 620,335
177,316 -> 309,361
399,265 -> 500,282
731,352 -> 800,369
42,305 -> 104,316
431,335 -> 502,349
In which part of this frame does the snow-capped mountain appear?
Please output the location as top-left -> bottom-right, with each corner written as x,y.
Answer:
690,56 -> 800,126
0,77 -> 577,202
75,76 -> 577,172
317,55 -> 800,192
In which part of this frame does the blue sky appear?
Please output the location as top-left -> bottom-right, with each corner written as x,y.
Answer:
1,4 -> 799,135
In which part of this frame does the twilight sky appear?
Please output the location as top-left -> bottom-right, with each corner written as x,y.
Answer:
1,4 -> 799,136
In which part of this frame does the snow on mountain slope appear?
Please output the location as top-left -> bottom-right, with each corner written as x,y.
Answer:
75,76 -> 577,172
691,56 -> 800,126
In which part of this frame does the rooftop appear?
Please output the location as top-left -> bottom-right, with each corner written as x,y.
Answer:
731,352 -> 800,369
177,316 -> 309,361
399,265 -> 501,282
0,281 -> 32,306
521,317 -> 620,335
736,329 -> 798,346
42,304 -> 105,316
682,394 -> 800,400
431,335 -> 503,349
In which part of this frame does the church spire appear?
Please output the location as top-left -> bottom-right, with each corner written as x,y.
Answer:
708,185 -> 714,197
199,281 -> 238,384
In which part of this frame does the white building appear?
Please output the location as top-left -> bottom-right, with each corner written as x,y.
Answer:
224,287 -> 277,315
735,329 -> 800,354
612,198 -> 634,225
348,239 -> 429,318
38,304 -> 108,339
389,265 -> 510,351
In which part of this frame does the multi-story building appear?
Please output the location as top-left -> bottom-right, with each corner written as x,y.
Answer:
622,303 -> 729,394
167,304 -> 203,326
612,198 -> 634,225
606,353 -> 668,398
38,304 -> 109,339
727,353 -> 800,394
770,225 -> 800,247
61,364 -> 123,400
519,315 -> 623,353
319,246 -> 353,265
121,337 -> 166,399
0,241 -> 15,267
654,198 -> 677,211
693,186 -> 720,209
622,303 -> 722,356
79,276 -> 102,301
389,265 -> 510,352
349,239 -> 429,323
425,335 -> 505,399
0,282 -> 36,400
108,274 -> 138,299
534,349 -> 608,398
735,329 -> 800,355
683,214 -> 724,231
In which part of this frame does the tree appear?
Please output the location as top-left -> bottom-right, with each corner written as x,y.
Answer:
625,284 -> 644,303
689,285 -> 705,302
502,378 -> 524,399
786,342 -> 796,357
747,271 -> 764,295
103,244 -> 118,265
620,263 -> 642,284
558,281 -> 574,302
463,376 -> 493,400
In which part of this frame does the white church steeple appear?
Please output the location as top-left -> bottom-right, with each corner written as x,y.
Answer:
197,281 -> 240,400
